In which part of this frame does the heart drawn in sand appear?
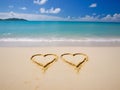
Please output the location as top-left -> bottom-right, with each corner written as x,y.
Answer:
31,54 -> 58,71
61,53 -> 88,72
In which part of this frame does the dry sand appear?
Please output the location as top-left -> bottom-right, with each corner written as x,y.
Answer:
0,47 -> 120,90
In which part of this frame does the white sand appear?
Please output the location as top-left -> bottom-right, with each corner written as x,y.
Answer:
0,47 -> 120,90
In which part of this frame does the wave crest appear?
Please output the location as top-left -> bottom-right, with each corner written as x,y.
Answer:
0,38 -> 120,42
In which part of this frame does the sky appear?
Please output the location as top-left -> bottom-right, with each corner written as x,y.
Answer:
0,0 -> 120,22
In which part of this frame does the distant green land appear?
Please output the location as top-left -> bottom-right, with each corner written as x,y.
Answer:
0,18 -> 28,21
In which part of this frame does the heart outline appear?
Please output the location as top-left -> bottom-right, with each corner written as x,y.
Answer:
31,54 -> 58,72
61,53 -> 88,72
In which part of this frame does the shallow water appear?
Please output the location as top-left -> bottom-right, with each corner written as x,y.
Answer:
0,21 -> 120,46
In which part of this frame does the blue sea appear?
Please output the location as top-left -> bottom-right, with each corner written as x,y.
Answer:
0,21 -> 120,46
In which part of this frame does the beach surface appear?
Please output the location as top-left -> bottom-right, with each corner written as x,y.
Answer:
0,47 -> 120,90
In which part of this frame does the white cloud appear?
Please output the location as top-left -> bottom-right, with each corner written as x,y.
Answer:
0,12 -> 120,22
40,8 -> 61,14
101,13 -> 120,22
0,12 -> 64,21
66,14 -> 120,22
8,5 -> 14,8
19,7 -> 27,10
33,0 -> 47,5
67,16 -> 71,19
76,14 -> 120,22
89,3 -> 97,8
76,15 -> 99,21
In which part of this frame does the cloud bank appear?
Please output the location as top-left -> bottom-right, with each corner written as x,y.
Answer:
0,12 -> 64,21
0,12 -> 120,22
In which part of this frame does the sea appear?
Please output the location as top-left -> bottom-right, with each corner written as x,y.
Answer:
0,21 -> 120,46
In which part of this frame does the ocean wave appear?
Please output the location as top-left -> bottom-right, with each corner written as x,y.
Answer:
0,38 -> 120,42
2,33 -> 12,36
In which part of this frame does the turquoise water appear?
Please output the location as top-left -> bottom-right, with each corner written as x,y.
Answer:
0,21 -> 120,46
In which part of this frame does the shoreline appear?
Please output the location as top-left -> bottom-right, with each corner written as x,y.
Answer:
0,41 -> 120,47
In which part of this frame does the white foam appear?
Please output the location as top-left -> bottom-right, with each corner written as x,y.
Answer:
0,37 -> 120,42
2,33 -> 12,36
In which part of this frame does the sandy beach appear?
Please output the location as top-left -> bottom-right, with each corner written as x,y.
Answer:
0,47 -> 120,90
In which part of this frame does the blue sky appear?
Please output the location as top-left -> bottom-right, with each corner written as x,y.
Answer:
0,0 -> 120,21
